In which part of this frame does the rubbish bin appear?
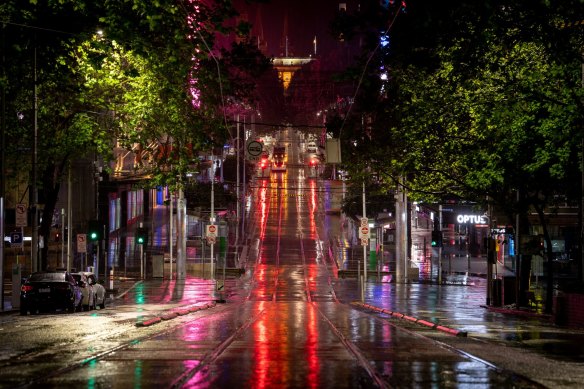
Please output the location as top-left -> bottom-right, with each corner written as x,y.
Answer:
152,255 -> 164,278
492,279 -> 502,307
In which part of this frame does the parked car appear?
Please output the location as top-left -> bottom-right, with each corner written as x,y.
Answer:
72,272 -> 96,311
20,270 -> 83,315
82,272 -> 106,309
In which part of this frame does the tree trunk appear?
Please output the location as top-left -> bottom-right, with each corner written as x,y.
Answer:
534,203 -> 554,314
39,164 -> 62,270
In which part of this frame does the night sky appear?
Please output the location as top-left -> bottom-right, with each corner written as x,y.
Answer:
233,0 -> 349,58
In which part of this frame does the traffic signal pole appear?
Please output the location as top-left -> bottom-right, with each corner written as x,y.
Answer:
438,204 -> 442,285
362,181 -> 367,286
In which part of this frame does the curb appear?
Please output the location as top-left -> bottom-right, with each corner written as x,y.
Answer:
135,300 -> 218,327
482,305 -> 553,321
353,302 -> 468,337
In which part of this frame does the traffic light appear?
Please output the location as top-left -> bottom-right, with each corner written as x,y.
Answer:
135,227 -> 148,245
431,231 -> 443,248
88,220 -> 103,241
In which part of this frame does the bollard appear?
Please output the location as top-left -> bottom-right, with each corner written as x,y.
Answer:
377,261 -> 380,281
360,275 -> 364,302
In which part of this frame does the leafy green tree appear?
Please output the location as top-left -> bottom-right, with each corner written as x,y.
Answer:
331,0 -> 584,311
1,0 -> 269,268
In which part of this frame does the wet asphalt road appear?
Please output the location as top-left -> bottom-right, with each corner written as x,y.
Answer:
1,134 -> 584,387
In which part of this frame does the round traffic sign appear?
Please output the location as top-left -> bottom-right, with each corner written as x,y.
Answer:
360,226 -> 369,235
208,225 -> 217,233
247,141 -> 263,157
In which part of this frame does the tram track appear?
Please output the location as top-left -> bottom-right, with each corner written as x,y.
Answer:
0,154 -> 567,387
12,302 -> 229,388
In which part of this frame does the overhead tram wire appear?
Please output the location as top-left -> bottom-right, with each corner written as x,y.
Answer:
337,6 -> 404,139
229,119 -> 325,130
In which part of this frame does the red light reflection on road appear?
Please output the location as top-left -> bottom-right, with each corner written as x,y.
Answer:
306,303 -> 320,388
259,182 -> 268,241
308,180 -> 317,239
251,301 -> 270,389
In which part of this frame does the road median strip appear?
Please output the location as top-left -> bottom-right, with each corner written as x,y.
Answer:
135,300 -> 217,327
353,302 -> 467,337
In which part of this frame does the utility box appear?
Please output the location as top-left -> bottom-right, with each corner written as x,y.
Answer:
152,255 -> 164,278
503,276 -> 517,306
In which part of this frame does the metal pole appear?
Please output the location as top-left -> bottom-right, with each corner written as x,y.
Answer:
1,22 -> 6,310
438,204 -> 443,285
61,209 -> 65,268
242,116 -> 247,241
403,183 -> 408,281
67,166 -> 72,272
32,46 -> 38,272
236,115 -> 240,246
102,224 -> 106,283
581,63 -> 584,283
169,191 -> 173,280
0,198 -> 3,311
96,245 -> 100,281
515,189 -> 521,306
211,163 -> 215,282
487,201 -> 492,305
176,187 -> 186,279
362,181 -> 367,283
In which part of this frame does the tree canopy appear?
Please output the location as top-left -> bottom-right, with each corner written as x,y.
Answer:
1,0 -> 270,268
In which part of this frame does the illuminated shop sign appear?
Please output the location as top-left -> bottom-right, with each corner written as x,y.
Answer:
456,214 -> 486,224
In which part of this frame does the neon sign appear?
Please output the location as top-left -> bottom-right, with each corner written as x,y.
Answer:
456,214 -> 486,224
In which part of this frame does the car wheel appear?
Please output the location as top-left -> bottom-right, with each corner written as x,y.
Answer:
20,306 -> 27,315
67,301 -> 76,313
83,304 -> 89,311
99,298 -> 105,310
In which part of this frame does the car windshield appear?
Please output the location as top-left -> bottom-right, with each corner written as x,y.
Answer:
29,272 -> 66,282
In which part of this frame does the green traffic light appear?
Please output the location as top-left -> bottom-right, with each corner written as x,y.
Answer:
90,232 -> 98,240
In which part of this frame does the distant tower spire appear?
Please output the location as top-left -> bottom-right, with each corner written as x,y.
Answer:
253,5 -> 268,54
280,11 -> 293,57
313,36 -> 317,56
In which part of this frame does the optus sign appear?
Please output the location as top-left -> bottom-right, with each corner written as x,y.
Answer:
456,214 -> 487,224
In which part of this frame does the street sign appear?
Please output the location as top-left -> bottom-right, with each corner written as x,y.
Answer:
359,226 -> 370,238
10,231 -> 23,247
206,224 -> 217,238
77,234 -> 87,253
15,203 -> 27,227
206,236 -> 216,245
361,238 -> 369,246
246,140 -> 263,162
360,217 -> 368,228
